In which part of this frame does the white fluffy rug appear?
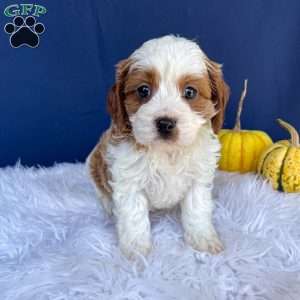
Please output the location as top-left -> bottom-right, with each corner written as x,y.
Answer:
1,163 -> 300,300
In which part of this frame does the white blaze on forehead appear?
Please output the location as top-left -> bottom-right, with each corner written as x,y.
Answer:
129,35 -> 208,78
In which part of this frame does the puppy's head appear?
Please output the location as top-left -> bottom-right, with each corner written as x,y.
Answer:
108,35 -> 229,148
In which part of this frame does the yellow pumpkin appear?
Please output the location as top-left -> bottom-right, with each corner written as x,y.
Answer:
218,80 -> 273,173
257,119 -> 300,192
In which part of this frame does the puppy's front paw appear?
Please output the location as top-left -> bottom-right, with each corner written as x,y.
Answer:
185,230 -> 224,255
120,238 -> 152,260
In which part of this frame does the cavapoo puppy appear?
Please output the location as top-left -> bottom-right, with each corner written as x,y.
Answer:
87,35 -> 229,259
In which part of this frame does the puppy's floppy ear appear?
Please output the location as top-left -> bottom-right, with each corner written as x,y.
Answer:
107,59 -> 132,135
206,58 -> 230,133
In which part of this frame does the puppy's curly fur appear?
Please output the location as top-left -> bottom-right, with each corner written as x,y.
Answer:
87,35 -> 229,259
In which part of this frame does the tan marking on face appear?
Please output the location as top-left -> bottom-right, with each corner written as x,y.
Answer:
177,74 -> 217,120
123,68 -> 160,116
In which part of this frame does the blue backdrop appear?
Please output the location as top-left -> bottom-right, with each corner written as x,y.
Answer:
1,0 -> 300,167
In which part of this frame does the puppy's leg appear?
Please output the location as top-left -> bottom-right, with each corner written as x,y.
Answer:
181,183 -> 224,254
113,189 -> 152,259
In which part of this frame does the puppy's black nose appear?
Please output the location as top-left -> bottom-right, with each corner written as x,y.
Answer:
156,117 -> 177,136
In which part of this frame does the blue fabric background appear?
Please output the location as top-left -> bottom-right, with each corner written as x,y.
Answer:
0,0 -> 300,167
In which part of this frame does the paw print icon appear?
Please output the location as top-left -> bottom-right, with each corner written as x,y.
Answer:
4,16 -> 45,48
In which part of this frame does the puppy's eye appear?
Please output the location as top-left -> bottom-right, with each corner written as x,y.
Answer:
184,86 -> 197,100
137,85 -> 151,99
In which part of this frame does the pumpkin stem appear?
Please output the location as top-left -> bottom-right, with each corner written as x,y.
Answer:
233,79 -> 248,131
277,119 -> 300,147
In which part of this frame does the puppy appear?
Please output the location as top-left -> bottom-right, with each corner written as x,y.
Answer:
87,35 -> 229,259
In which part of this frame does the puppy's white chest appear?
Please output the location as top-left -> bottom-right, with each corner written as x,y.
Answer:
144,156 -> 192,210
108,128 -> 219,212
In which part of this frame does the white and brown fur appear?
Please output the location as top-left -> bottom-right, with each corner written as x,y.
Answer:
87,35 -> 229,259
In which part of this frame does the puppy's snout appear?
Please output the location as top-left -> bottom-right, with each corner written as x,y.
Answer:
155,117 -> 177,138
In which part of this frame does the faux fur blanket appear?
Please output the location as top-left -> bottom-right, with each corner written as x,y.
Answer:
0,163 -> 300,300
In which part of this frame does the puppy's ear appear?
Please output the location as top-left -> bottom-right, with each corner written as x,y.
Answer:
206,58 -> 230,133
107,59 -> 132,135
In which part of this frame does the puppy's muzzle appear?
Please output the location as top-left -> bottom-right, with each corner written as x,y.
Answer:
155,117 -> 177,139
